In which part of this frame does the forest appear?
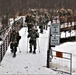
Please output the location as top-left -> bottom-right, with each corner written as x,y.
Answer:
0,0 -> 76,15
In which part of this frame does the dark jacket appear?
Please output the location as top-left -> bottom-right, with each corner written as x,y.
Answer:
28,30 -> 39,43
10,31 -> 21,46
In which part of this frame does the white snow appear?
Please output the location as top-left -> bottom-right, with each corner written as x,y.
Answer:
0,27 -> 57,75
0,19 -> 76,75
52,41 -> 76,74
0,41 -> 3,45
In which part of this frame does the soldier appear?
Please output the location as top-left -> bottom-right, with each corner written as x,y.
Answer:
27,27 -> 39,54
10,29 -> 21,57
31,9 -> 39,28
66,9 -> 73,17
1,15 -> 8,29
25,14 -> 35,33
58,8 -> 67,24
39,15 -> 44,33
66,9 -> 73,25
58,8 -> 67,17
44,12 -> 50,30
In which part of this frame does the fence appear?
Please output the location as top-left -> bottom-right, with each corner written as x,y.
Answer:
50,50 -> 72,75
0,17 -> 23,62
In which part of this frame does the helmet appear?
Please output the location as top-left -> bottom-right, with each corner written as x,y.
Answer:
27,14 -> 31,16
32,27 -> 35,30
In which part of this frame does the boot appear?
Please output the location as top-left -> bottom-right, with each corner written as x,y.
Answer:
13,53 -> 16,58
29,50 -> 32,53
41,29 -> 43,33
29,49 -> 32,53
11,49 -> 13,53
33,50 -> 36,54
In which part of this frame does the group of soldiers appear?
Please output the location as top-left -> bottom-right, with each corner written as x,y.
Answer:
0,8 -> 76,58
9,8 -> 75,57
25,9 -> 50,54
25,9 -> 50,33
9,9 -> 50,57
58,7 -> 73,25
1,8 -> 76,58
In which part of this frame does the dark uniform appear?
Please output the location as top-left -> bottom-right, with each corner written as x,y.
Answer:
44,12 -> 49,30
28,28 -> 39,54
66,9 -> 73,25
10,30 -> 21,57
1,15 -> 8,29
58,10 -> 66,24
39,16 -> 44,33
25,14 -> 35,33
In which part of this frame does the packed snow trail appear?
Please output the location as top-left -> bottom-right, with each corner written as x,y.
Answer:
0,27 -> 57,74
0,20 -> 76,75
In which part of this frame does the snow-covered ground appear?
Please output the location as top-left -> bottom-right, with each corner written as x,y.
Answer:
0,27 -> 58,75
52,41 -> 76,74
0,41 -> 3,45
0,19 -> 76,75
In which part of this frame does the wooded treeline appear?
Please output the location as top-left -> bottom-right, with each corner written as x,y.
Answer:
0,0 -> 76,15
